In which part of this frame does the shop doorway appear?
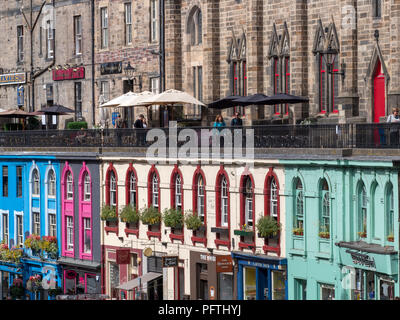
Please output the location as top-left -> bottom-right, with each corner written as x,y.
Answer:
243,267 -> 257,300
148,278 -> 163,300
380,279 -> 394,300
294,278 -> 307,300
196,263 -> 208,300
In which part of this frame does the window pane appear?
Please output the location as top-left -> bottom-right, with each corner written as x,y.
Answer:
2,166 -> 8,197
16,166 -> 22,198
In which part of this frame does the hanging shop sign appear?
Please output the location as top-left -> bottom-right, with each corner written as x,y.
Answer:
0,73 -> 26,86
216,255 -> 233,273
53,67 -> 85,81
100,62 -> 123,75
162,256 -> 178,268
116,248 -> 131,265
65,270 -> 77,279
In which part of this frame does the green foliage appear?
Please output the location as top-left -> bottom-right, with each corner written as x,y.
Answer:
163,208 -> 183,228
10,285 -> 24,299
67,121 -> 88,130
293,227 -> 304,236
120,205 -> 140,224
184,211 -> 203,231
101,205 -> 117,221
256,216 -> 281,238
140,206 -> 161,225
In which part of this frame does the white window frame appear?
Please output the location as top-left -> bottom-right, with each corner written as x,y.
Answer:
46,20 -> 54,59
101,81 -> 110,102
32,169 -> 40,196
15,212 -> 23,247
66,216 -> 74,251
74,15 -> 82,55
49,213 -> 57,237
152,174 -> 159,208
270,178 -> 278,218
150,0 -> 158,43
17,25 -> 24,62
110,172 -> 117,208
244,178 -> 253,227
66,172 -> 73,200
33,211 -> 40,235
101,7 -> 109,49
221,177 -> 228,227
197,176 -> 205,221
84,173 -> 91,201
129,173 -> 136,208
125,3 -> 132,45
175,175 -> 182,211
83,217 -> 91,253
48,169 -> 56,197
2,214 -> 8,244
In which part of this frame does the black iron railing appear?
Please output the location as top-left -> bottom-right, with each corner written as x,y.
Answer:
0,123 -> 399,149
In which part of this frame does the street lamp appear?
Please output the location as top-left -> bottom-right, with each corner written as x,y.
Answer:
323,44 -> 346,80
124,62 -> 142,92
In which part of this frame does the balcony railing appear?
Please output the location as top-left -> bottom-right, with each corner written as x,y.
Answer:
0,123 -> 399,149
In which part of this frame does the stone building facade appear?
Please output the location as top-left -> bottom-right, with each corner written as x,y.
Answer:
0,0 -> 95,128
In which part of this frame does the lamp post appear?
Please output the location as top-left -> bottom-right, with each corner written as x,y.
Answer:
323,44 -> 346,80
124,62 -> 142,92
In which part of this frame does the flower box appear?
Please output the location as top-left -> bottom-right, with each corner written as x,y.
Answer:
257,232 -> 279,240
318,232 -> 330,239
292,228 -> 304,236
358,232 -> 367,239
388,236 -> 394,242
234,229 -> 254,237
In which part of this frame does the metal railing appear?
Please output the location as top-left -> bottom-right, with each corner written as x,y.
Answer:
0,123 -> 399,149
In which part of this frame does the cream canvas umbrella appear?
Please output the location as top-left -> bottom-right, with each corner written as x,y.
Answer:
100,91 -> 136,108
140,89 -> 206,106
118,91 -> 156,107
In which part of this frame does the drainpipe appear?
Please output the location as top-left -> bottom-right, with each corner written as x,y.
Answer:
91,0 -> 95,127
159,0 -> 165,92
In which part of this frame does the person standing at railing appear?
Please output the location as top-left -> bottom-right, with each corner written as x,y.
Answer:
387,107 -> 400,146
213,114 -> 226,148
134,114 -> 146,146
231,112 -> 243,127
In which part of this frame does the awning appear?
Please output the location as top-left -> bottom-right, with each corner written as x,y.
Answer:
116,272 -> 162,291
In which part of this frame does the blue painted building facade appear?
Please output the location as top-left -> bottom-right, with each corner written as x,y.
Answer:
0,155 -> 62,300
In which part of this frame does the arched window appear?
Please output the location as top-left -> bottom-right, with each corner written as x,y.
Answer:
48,169 -> 56,197
66,171 -> 73,200
109,171 -> 117,208
83,173 -> 91,201
294,179 -> 304,233
33,169 -> 40,196
386,183 -> 394,241
358,182 -> 368,238
270,178 -> 278,218
152,173 -> 159,209
187,7 -> 202,46
197,175 -> 205,222
243,177 -> 253,227
129,172 -> 137,208
319,179 -> 330,238
174,174 -> 182,211
221,177 -> 229,227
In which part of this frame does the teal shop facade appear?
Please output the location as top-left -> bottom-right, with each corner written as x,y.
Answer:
283,158 -> 399,300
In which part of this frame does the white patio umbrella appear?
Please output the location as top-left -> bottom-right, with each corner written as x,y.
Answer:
118,91 -> 156,107
100,91 -> 136,108
140,89 -> 206,106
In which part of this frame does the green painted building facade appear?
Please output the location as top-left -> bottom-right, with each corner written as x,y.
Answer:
283,159 -> 399,300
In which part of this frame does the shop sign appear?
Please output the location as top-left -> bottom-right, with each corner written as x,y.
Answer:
244,260 -> 281,270
116,248 -> 131,265
100,62 -> 123,75
345,250 -> 376,270
53,67 -> 85,81
66,270 -> 77,279
162,256 -> 178,268
216,255 -> 233,273
0,73 -> 26,86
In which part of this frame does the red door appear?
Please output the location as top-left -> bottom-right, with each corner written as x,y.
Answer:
373,61 -> 385,123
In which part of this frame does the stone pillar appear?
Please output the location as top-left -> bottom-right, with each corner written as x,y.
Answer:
246,0 -> 263,124
165,0 -> 182,90
289,0 -> 307,123
337,0 -> 359,123
202,0 -> 220,125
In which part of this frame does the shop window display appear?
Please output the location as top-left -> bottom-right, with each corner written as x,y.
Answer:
320,284 -> 335,300
218,273 -> 233,300
272,271 -> 286,300
243,267 -> 256,300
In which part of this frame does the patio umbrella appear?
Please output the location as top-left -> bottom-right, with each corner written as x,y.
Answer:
232,94 -> 270,106
261,93 -> 309,105
118,91 -> 156,107
39,104 -> 75,114
100,91 -> 136,108
141,89 -> 206,106
0,109 -> 37,118
207,95 -> 242,109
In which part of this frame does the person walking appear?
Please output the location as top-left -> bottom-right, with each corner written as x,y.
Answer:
230,112 -> 243,127
387,107 -> 400,146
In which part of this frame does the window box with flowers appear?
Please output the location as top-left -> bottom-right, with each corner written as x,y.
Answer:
163,208 -> 184,229
234,225 -> 254,237
388,234 -> 395,242
184,211 -> 204,232
41,236 -> 58,260
292,227 -> 304,237
140,206 -> 161,226
10,277 -> 24,300
101,205 -> 118,222
26,274 -> 42,293
358,231 -> 367,239
24,234 -> 42,257
256,216 -> 281,239
0,242 -> 23,263
121,205 -> 140,236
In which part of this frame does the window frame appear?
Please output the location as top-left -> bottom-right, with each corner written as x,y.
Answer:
33,211 -> 40,236
2,166 -> 8,197
2,214 -> 8,244
17,25 -> 24,62
46,20 -> 54,59
358,183 -> 368,238
48,169 -> 56,198
49,213 -> 57,237
66,171 -> 73,200
74,15 -> 82,55
125,3 -> 133,45
294,178 -> 304,233
100,7 -> 109,49
319,179 -> 330,238
16,166 -> 22,198
32,169 -> 40,197
150,0 -> 159,43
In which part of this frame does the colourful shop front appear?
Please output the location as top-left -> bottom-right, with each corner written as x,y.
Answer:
337,241 -> 398,300
232,252 -> 287,300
